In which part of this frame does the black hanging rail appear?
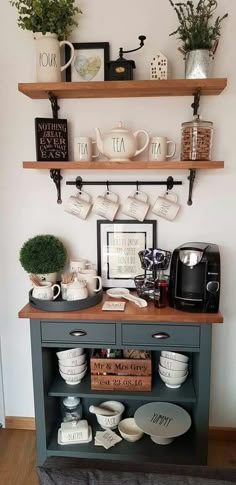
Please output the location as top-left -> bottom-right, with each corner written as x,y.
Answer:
66,175 -> 182,191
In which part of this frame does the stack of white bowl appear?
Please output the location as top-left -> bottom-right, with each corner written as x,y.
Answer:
56,347 -> 87,385
158,351 -> 189,389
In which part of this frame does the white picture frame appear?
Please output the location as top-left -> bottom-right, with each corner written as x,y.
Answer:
97,220 -> 157,289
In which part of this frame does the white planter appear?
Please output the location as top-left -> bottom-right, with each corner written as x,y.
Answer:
36,272 -> 57,284
185,49 -> 212,79
34,32 -> 74,82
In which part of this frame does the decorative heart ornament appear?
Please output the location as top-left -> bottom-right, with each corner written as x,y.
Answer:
74,55 -> 101,81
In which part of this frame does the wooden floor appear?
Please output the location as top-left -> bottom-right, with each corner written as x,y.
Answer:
0,429 -> 236,485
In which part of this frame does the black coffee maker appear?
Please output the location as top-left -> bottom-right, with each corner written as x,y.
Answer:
169,242 -> 220,313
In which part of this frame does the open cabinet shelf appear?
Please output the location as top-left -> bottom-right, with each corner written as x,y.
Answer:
18,78 -> 227,99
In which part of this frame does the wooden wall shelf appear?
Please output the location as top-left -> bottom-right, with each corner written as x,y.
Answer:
18,78 -> 227,100
23,161 -> 224,170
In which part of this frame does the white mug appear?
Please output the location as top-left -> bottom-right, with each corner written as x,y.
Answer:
149,136 -> 176,161
152,192 -> 180,221
92,191 -> 119,222
70,259 -> 93,272
65,191 -> 92,220
74,137 -> 99,162
34,33 -> 74,82
78,269 -> 102,295
32,282 -> 61,300
122,191 -> 149,222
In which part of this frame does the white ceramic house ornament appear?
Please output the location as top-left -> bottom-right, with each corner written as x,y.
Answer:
150,51 -> 169,80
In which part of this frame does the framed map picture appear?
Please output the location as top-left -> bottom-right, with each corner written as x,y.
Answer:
65,42 -> 110,82
97,220 -> 157,289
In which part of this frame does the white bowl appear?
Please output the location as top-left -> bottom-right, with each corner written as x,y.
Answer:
160,356 -> 188,372
96,401 -> 125,430
118,418 -> 144,442
59,366 -> 87,385
159,371 -> 188,388
57,354 -> 86,367
59,362 -> 87,375
161,351 -> 189,363
158,364 -> 187,378
57,348 -> 84,360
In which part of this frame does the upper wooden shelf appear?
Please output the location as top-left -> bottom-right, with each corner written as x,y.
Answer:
18,78 -> 227,100
23,160 -> 224,170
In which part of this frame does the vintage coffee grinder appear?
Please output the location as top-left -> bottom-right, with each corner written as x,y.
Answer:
107,35 -> 146,80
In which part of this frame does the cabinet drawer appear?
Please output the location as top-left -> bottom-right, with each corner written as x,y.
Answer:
122,324 -> 200,348
41,321 -> 116,344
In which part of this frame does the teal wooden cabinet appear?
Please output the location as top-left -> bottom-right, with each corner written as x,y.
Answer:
19,302 -> 223,468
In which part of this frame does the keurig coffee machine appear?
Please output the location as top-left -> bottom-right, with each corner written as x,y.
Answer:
169,243 -> 220,313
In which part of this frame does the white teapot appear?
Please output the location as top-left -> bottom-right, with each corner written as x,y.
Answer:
94,122 -> 150,161
66,278 -> 88,301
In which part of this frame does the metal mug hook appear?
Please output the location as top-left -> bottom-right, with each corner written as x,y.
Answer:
136,181 -> 139,194
166,176 -> 174,194
106,181 -> 110,194
75,176 -> 83,194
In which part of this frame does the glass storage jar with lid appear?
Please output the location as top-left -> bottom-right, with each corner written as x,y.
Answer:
181,115 -> 213,161
62,396 -> 82,422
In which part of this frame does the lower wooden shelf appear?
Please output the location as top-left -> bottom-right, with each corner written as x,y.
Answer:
47,426 -> 197,465
23,160 -> 224,170
48,373 -> 196,404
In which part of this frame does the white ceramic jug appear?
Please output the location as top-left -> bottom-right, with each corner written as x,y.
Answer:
34,32 -> 74,82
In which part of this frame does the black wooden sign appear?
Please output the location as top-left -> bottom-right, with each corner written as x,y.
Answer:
35,118 -> 69,161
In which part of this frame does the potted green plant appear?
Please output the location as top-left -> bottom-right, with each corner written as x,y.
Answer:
19,234 -> 67,283
9,0 -> 82,82
168,0 -> 228,78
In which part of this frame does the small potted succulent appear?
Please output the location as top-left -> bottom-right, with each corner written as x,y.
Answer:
168,0 -> 228,78
19,234 -> 67,283
9,0 -> 82,81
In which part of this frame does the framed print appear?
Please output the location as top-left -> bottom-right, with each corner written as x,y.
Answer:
65,42 -> 110,82
97,220 -> 157,289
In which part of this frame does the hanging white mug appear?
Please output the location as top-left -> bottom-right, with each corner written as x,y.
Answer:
34,32 -> 74,82
65,191 -> 92,220
122,191 -> 150,222
152,192 -> 180,221
92,191 -> 119,222
149,136 -> 176,161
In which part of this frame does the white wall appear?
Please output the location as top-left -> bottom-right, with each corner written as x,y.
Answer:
0,0 -> 235,425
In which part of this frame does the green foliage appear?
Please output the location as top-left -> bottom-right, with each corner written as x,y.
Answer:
9,0 -> 82,40
19,234 -> 67,274
168,0 -> 228,53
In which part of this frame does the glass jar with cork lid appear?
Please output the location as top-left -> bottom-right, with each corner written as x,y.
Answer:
181,116 -> 213,161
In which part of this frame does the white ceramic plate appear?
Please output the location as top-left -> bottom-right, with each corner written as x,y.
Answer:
134,402 -> 191,441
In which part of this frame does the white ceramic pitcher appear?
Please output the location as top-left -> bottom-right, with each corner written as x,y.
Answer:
34,33 -> 74,82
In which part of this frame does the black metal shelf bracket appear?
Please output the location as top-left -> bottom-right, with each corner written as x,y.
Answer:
187,169 -> 196,206
67,175 -> 182,189
47,92 -> 63,204
50,169 -> 63,204
48,92 -> 60,119
192,89 -> 201,116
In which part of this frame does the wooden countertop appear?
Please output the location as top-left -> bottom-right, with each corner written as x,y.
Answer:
18,293 -> 223,324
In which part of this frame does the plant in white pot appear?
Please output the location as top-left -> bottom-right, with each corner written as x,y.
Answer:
19,234 -> 67,283
9,0 -> 82,82
168,0 -> 228,78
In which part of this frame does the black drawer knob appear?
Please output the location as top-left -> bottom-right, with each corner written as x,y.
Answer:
69,330 -> 87,337
152,332 -> 170,339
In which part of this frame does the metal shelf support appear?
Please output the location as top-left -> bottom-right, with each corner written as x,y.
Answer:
47,92 -> 63,204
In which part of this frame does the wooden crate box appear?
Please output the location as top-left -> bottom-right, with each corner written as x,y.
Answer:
90,353 -> 152,391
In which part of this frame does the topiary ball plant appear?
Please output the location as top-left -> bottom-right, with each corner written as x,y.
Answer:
19,234 -> 67,275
